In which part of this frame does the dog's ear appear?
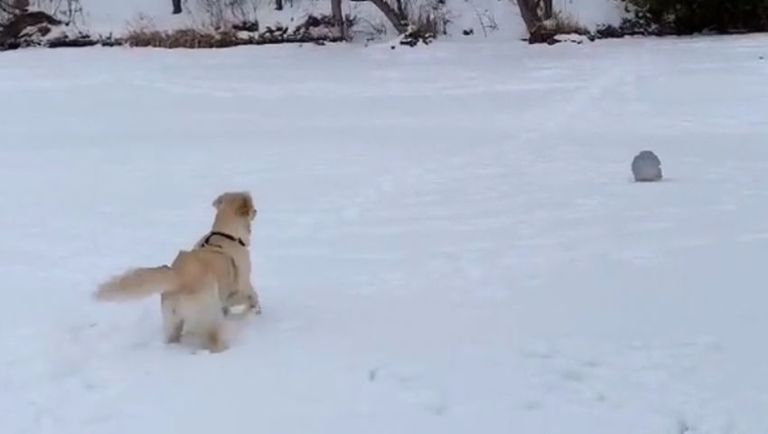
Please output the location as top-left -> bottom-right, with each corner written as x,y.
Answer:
212,193 -> 226,209
235,194 -> 256,219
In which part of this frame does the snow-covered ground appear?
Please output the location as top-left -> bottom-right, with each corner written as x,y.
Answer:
2,36 -> 768,434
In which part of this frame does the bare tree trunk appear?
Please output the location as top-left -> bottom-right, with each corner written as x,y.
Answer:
395,0 -> 405,20
517,0 -> 559,43
516,0 -> 541,33
330,0 -> 345,39
542,0 -> 553,20
172,0 -> 182,14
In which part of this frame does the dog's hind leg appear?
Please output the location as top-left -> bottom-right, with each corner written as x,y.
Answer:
205,326 -> 228,353
165,318 -> 184,344
199,278 -> 228,353
161,295 -> 184,344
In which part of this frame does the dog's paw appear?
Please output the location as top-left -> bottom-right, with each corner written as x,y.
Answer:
251,302 -> 262,315
208,343 -> 228,353
224,304 -> 254,316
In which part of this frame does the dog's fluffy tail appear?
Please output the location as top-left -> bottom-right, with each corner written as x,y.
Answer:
95,265 -> 179,302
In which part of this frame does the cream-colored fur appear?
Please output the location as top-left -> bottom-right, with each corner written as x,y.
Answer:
94,192 -> 259,353
192,195 -> 261,316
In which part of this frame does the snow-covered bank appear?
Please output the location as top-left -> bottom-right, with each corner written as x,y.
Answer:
17,0 -> 625,40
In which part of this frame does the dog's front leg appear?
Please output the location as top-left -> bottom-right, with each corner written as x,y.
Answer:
221,287 -> 259,316
246,283 -> 261,315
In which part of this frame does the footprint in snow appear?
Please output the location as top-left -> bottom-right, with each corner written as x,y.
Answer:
367,366 -> 448,416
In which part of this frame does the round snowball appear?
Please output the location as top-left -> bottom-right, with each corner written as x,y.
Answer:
632,151 -> 662,182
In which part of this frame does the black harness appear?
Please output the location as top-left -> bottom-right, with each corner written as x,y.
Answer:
202,231 -> 246,248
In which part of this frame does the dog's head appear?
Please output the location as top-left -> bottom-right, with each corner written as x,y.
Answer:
212,191 -> 257,221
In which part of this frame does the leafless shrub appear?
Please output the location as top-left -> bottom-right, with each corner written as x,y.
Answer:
413,10 -> 438,35
404,0 -> 448,35
124,12 -> 349,49
291,14 -> 349,41
194,0 -> 258,30
125,27 -> 247,48
542,10 -> 588,35
351,16 -> 388,41
472,6 -> 497,37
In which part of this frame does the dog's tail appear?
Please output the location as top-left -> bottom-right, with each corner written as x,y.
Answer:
94,265 -> 180,302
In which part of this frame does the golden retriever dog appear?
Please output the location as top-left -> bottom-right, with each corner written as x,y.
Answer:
94,192 -> 260,353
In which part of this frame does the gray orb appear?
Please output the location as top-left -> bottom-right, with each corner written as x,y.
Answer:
632,150 -> 662,182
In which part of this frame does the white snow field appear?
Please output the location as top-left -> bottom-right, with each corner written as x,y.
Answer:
2,36 -> 768,434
